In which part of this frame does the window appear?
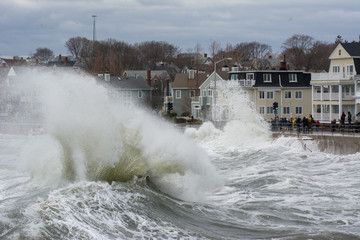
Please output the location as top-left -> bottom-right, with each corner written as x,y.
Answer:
333,65 -> 340,73
138,91 -> 143,98
267,106 -> 274,114
285,91 -> 292,99
339,49 -> 341,55
208,90 -> 212,96
266,91 -> 274,99
295,91 -> 302,99
246,73 -> 254,80
231,74 -> 238,80
283,107 -> 290,115
295,107 -> 302,115
259,91 -> 265,99
175,90 -> 181,99
347,65 -> 354,75
189,90 -> 195,98
263,74 -> 272,82
289,74 -> 297,82
259,107 -> 265,114
202,90 -> 206,97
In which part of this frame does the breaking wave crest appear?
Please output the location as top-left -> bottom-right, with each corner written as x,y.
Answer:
18,69 -> 221,201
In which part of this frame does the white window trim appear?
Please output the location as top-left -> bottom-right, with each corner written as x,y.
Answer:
347,65 -> 354,76
259,91 -> 265,99
285,91 -> 291,99
295,106 -> 302,115
246,73 -> 254,80
266,106 -> 274,114
295,91 -> 303,99
175,90 -> 181,99
259,106 -> 265,114
266,91 -> 274,99
283,106 -> 290,115
289,74 -> 297,82
263,74 -> 272,82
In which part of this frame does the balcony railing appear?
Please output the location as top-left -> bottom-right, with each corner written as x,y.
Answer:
313,93 -> 354,101
311,72 -> 355,81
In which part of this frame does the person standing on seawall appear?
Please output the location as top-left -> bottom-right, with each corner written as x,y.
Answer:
341,112 -> 346,125
348,111 -> 352,125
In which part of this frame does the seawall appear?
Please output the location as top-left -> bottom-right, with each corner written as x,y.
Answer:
273,132 -> 360,155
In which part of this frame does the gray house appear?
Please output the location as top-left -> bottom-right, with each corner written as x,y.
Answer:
171,70 -> 208,116
97,74 -> 152,107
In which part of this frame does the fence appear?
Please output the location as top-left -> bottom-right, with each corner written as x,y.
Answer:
270,122 -> 360,137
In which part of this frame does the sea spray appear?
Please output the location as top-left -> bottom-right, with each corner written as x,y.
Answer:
186,80 -> 272,148
17,68 -> 222,201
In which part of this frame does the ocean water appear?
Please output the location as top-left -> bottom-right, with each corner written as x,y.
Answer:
0,70 -> 359,239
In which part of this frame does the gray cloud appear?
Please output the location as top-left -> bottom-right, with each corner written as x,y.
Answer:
0,0 -> 359,56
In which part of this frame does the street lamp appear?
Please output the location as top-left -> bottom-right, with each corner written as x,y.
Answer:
213,57 -> 232,121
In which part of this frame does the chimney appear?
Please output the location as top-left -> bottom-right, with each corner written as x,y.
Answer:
65,57 -> 68,65
59,54 -> 62,60
204,53 -> 207,58
104,72 -> 110,82
280,54 -> 287,70
147,69 -> 151,86
189,70 -> 195,79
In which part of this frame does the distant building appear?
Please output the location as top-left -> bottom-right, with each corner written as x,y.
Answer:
311,42 -> 360,123
227,66 -> 312,122
96,73 -> 153,107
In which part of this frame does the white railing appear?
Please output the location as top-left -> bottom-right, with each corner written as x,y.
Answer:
313,93 -> 351,101
238,79 -> 255,87
314,113 -> 331,122
331,93 -> 339,100
311,72 -> 354,81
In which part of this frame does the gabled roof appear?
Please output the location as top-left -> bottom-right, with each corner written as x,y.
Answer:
341,43 -> 360,57
97,75 -> 152,90
124,70 -> 170,80
7,67 -> 16,77
172,72 -> 208,89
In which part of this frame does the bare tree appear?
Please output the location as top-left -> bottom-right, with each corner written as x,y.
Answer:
281,34 -> 314,69
209,40 -> 221,63
34,47 -> 53,62
65,37 -> 91,59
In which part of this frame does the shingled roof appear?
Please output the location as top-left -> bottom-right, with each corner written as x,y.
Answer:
172,72 -> 208,89
341,43 -> 360,57
97,75 -> 152,90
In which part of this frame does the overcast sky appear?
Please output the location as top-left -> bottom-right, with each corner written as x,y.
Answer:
1,0 -> 359,57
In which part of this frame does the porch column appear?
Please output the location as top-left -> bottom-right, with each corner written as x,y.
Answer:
311,85 -> 314,117
320,85 -> 323,101
339,84 -> 343,119
329,85 -> 332,121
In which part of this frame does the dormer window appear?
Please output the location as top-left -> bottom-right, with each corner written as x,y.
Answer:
246,73 -> 254,80
339,49 -> 341,55
263,74 -> 272,82
289,73 -> 297,82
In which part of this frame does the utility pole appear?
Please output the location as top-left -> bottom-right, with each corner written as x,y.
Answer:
92,15 -> 97,42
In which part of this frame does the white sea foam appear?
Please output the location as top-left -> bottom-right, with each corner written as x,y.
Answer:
14,68 -> 221,201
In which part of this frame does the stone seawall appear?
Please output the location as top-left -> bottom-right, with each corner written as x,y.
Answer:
273,132 -> 360,155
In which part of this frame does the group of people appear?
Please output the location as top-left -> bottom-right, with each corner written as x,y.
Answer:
271,114 -> 319,132
340,111 -> 352,125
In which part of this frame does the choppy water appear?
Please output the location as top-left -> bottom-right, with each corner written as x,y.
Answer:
0,69 -> 359,239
